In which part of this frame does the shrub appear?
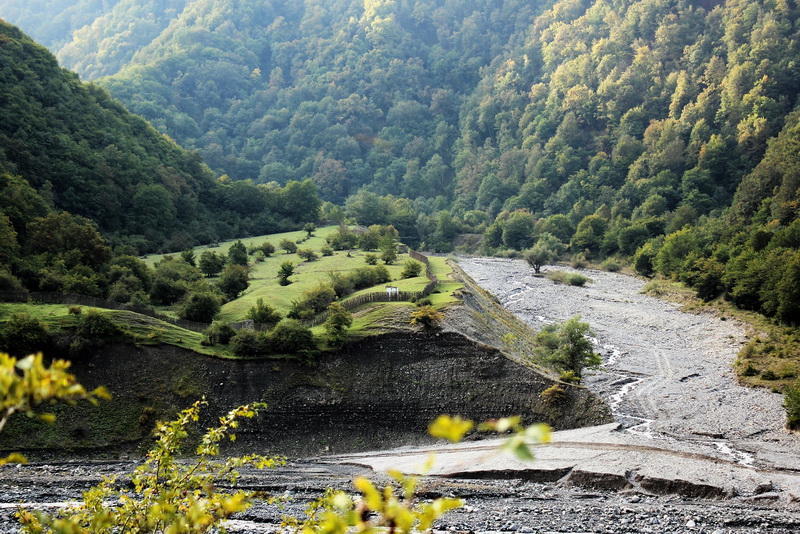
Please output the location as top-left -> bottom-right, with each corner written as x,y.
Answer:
230,329 -> 267,357
297,248 -> 318,262
149,275 -> 187,305
324,302 -> 353,347
199,250 -> 226,277
742,363 -> 759,377
287,300 -> 315,320
365,253 -> 378,265
601,258 -> 621,272
416,297 -> 433,307
280,239 -> 298,254
16,400 -> 278,532
0,313 -> 51,356
566,273 -> 589,286
303,222 -> 317,237
76,311 -> 121,339
786,381 -> 800,430
218,264 -> 249,299
301,284 -> 337,314
0,270 -> 23,292
410,306 -> 444,329
68,306 -> 82,315
321,245 -> 334,256
268,319 -> 316,355
350,267 -> 374,289
761,369 -> 779,380
684,257 -> 725,301
559,370 -> 580,384
247,298 -> 282,325
227,240 -> 249,266
108,274 -> 144,303
546,271 -> 590,286
259,241 -> 276,256
534,316 -> 600,377
327,227 -> 358,250
328,272 -> 355,298
204,322 -> 236,346
401,260 -> 423,279
373,265 -> 391,284
570,253 -> 587,269
180,249 -> 196,266
540,384 -> 566,404
179,292 -> 221,323
633,241 -> 658,277
277,261 -> 294,286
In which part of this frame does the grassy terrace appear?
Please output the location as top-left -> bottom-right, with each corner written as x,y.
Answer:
1,229 -> 465,360
145,226 -> 460,324
0,303 -> 238,359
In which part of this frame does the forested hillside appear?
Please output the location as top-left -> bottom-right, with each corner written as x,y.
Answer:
0,19 -> 319,263
458,0 -> 799,238
0,0 -> 119,48
98,0 -> 548,204
4,0 -> 800,322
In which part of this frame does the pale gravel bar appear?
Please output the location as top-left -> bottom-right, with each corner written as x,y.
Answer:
457,257 -> 799,471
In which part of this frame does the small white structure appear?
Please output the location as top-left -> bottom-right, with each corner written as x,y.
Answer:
385,286 -> 399,299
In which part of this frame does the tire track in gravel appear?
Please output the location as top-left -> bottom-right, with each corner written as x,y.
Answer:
458,257 -> 800,471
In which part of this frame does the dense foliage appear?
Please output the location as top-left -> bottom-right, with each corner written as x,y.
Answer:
50,1 -> 549,205
0,20 -> 321,255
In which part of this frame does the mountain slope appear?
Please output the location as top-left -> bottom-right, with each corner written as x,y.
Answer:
0,0 -> 119,49
455,0 -> 799,225
0,20 -> 219,250
96,0 -> 548,201
56,0 -> 189,79
0,20 -> 319,253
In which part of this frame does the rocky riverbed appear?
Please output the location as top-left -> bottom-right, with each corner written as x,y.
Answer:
2,257 -> 800,532
2,460 -> 800,533
457,257 -> 799,472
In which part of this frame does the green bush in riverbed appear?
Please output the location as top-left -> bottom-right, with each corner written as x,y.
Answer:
786,381 -> 800,430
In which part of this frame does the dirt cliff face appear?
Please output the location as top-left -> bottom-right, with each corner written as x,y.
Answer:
1,331 -> 610,457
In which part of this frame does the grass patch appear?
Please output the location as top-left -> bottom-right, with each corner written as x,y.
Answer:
546,271 -> 590,286
143,226 -> 430,322
143,226 -> 340,266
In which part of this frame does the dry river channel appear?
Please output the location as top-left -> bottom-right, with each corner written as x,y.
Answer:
457,258 -> 798,471
2,257 -> 800,533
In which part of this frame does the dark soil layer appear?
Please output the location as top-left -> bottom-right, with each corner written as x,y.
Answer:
1,332 -> 609,457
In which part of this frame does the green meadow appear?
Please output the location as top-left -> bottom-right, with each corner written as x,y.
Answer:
144,226 -> 454,323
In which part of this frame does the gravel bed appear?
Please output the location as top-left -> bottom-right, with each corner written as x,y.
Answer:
457,257 -> 799,471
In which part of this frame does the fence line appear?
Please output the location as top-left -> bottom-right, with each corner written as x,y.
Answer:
0,290 -> 215,332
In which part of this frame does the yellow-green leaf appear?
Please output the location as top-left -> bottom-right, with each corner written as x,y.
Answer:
428,415 -> 474,442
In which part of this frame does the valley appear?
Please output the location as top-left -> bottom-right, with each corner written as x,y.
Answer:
2,259 -> 800,532
458,258 -> 797,471
2,0 -> 800,531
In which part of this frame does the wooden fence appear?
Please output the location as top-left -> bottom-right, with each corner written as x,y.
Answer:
0,290 -> 225,333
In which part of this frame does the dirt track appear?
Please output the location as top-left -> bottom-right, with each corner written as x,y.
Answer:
457,257 -> 799,471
